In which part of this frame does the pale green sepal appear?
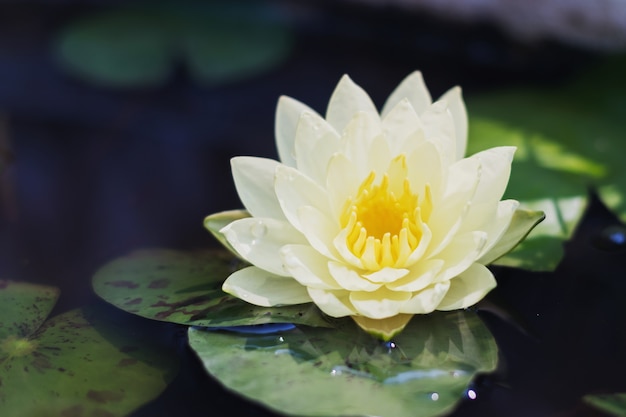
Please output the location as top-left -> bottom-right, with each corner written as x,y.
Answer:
204,209 -> 250,259
479,208 -> 545,266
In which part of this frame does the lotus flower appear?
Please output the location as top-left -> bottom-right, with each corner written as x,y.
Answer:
205,72 -> 542,340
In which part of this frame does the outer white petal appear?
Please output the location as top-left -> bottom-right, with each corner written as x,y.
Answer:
275,96 -> 318,167
435,231 -> 488,282
400,281 -> 450,314
326,75 -> 378,133
436,263 -> 497,311
460,146 -> 516,232
221,217 -> 306,276
381,71 -> 432,118
280,244 -> 341,290
386,259 -> 444,292
307,288 -> 356,317
293,112 -> 341,185
275,164 -> 330,232
475,200 -> 519,259
223,266 -> 312,307
328,261 -> 383,292
438,86 -> 467,160
426,157 -> 480,257
231,157 -> 284,220
349,287 -> 412,319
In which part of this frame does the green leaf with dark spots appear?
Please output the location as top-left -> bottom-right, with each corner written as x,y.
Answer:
0,280 -> 59,340
189,310 -> 497,417
92,249 -> 333,328
0,302 -> 177,417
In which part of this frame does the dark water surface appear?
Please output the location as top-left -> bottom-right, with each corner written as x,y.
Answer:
0,3 -> 623,416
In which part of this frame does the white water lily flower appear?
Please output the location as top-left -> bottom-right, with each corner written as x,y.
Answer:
205,72 -> 543,340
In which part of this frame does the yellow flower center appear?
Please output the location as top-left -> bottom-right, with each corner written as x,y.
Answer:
340,155 -> 432,270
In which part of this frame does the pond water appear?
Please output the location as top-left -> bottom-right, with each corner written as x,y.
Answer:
0,3 -> 623,417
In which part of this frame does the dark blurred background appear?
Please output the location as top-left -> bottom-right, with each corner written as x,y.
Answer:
0,1 -> 623,416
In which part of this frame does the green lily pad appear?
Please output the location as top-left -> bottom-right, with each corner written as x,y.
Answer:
55,2 -> 293,88
584,393 -> 626,416
0,281 -> 177,417
92,249 -> 333,328
467,55 -> 626,271
189,310 -> 497,417
0,280 -> 59,340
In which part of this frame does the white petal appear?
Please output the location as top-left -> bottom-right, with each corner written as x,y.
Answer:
366,135 -> 392,181
407,141 -> 444,202
405,221 -> 433,266
426,156 -> 480,257
342,111 -> 383,178
349,287 -> 412,319
381,98 -> 425,155
275,96 -> 318,167
438,87 -> 467,159
221,217 -> 306,276
400,281 -> 450,314
231,157 -> 284,220
460,146 -> 516,231
333,227 -> 367,269
298,205 -> 341,261
421,101 -> 458,167
386,259 -> 444,292
381,71 -> 432,118
223,266 -> 312,307
436,263 -> 496,310
293,112 -> 341,185
475,200 -> 519,259
326,75 -> 378,133
363,267 -> 410,283
328,261 -> 383,291
280,244 -> 340,290
275,164 -> 330,232
307,288 -> 356,317
435,231 -> 488,282
326,152 -> 361,220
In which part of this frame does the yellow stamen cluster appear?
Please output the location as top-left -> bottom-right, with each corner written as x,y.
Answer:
340,156 -> 432,270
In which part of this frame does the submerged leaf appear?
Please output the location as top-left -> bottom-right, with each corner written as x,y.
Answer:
189,310 -> 497,417
584,393 -> 626,417
92,249 -> 332,328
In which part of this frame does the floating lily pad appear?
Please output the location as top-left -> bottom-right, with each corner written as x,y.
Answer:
0,281 -> 177,417
92,249 -> 333,328
55,2 -> 293,88
0,280 -> 59,340
189,310 -> 497,417
584,393 -> 626,417
467,56 -> 626,271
